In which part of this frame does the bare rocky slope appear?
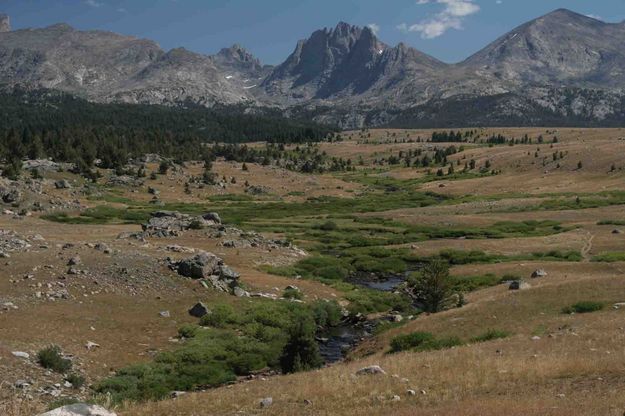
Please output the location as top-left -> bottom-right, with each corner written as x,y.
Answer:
1,8 -> 625,127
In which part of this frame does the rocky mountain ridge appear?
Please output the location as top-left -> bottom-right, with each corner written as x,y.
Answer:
1,9 -> 625,127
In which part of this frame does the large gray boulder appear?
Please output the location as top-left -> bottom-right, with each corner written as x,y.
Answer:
177,251 -> 223,279
38,403 -> 116,416
175,251 -> 241,293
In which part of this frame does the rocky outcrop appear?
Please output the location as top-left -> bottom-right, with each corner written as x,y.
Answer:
132,211 -> 221,238
173,251 -> 241,294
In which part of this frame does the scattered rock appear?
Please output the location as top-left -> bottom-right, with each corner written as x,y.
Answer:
159,310 -> 171,318
54,180 -> 72,189
391,395 -> 401,402
67,256 -> 81,266
531,269 -> 547,278
406,389 -> 416,396
11,351 -> 30,359
259,397 -> 273,408
140,211 -> 221,238
356,365 -> 386,375
38,403 -> 117,416
509,280 -> 531,290
188,302 -> 209,318
85,341 -> 100,350
233,286 -> 250,297
612,229 -> 622,234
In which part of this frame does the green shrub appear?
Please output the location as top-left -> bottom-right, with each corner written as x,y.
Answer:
390,332 -> 435,352
65,373 -> 86,389
282,287 -> 303,300
311,300 -> 343,327
177,324 -> 199,338
37,345 -> 72,373
562,301 -> 605,314
316,220 -> 338,231
471,329 -> 511,343
199,304 -> 237,328
591,252 -> 625,262
390,331 -> 462,353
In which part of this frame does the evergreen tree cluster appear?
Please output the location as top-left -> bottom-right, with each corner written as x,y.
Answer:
0,88 -> 337,175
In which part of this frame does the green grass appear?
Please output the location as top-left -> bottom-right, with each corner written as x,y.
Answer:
591,252 -> 625,262
389,331 -> 463,353
597,220 -> 625,226
390,328 -> 511,354
96,299 -> 342,403
562,301 -> 605,314
470,329 -> 511,343
436,249 -> 582,265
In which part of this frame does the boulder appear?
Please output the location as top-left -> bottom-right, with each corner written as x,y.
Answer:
54,180 -> 72,189
612,229 -> 623,234
188,302 -> 209,318
202,212 -> 222,224
259,397 -> 273,408
233,286 -> 250,297
356,365 -> 386,375
509,280 -> 531,290
1,187 -> 21,204
11,351 -> 29,359
177,251 -> 223,279
38,404 -> 116,416
67,256 -> 81,266
531,269 -> 547,278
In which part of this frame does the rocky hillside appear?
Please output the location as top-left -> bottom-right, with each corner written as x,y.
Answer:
1,9 -> 625,127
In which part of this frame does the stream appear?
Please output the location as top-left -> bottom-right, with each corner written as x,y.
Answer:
317,273 -> 411,364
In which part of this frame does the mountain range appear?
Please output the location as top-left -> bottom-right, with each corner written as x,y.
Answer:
1,8 -> 625,128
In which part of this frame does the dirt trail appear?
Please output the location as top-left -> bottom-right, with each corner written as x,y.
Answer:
581,232 -> 594,262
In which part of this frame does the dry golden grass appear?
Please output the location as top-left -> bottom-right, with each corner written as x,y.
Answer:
4,127 -> 625,415
121,274 -> 625,416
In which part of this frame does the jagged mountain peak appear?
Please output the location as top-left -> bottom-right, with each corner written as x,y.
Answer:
216,44 -> 261,66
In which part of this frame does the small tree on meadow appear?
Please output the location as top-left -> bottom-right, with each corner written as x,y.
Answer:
407,259 -> 456,313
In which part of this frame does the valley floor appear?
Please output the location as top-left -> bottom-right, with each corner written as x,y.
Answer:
2,127 -> 625,415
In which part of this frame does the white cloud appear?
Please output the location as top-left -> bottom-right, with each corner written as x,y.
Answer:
399,0 -> 480,39
496,0 -> 503,4
117,7 -> 127,13
84,0 -> 103,7
367,23 -> 380,35
586,14 -> 603,21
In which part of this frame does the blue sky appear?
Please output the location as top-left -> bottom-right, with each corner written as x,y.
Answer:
2,0 -> 624,64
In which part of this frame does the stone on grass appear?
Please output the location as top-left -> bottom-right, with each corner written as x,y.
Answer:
531,269 -> 547,278
11,351 -> 29,359
38,403 -> 116,416
260,397 -> 273,408
356,365 -> 386,375
188,302 -> 209,318
509,280 -> 531,290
